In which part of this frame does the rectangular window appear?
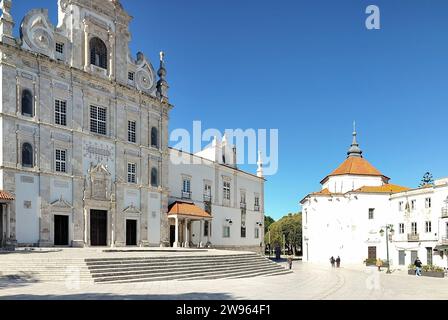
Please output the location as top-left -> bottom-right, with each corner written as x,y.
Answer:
399,201 -> 404,211
55,149 -> 66,173
128,72 -> 135,81
204,221 -> 209,237
128,120 -> 136,143
368,208 -> 375,220
425,221 -> 432,233
240,191 -> 246,205
411,222 -> 418,235
223,181 -> 231,201
254,195 -> 260,211
399,223 -> 405,234
90,105 -> 107,135
255,228 -> 259,239
55,100 -> 67,126
182,178 -> 191,199
425,198 -> 432,209
204,183 -> 212,201
127,163 -> 136,184
241,210 -> 246,238
56,42 -> 64,54
223,226 -> 230,238
411,200 -> 416,211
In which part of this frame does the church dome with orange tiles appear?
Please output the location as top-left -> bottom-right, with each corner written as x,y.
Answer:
320,126 -> 390,184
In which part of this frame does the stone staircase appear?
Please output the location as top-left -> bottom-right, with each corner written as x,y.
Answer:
0,258 -> 93,283
85,253 -> 292,284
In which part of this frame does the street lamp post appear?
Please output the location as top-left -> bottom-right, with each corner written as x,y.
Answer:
380,224 -> 395,274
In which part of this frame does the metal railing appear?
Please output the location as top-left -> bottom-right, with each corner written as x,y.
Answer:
240,202 -> 247,209
442,208 -> 448,218
181,191 -> 192,200
254,205 -> 260,212
203,194 -> 212,202
408,233 -> 420,242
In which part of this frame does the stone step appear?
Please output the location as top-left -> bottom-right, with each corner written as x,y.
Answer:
85,255 -> 260,266
93,264 -> 285,283
85,254 -> 257,263
97,264 -> 286,284
185,268 -> 292,281
90,262 -> 282,280
87,259 -> 268,273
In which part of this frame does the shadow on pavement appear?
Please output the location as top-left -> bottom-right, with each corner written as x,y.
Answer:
0,275 -> 40,290
0,292 -> 234,300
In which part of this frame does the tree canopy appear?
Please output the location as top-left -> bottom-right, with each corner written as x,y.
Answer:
265,213 -> 302,255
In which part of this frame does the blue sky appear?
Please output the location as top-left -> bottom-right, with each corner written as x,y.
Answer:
10,0 -> 448,220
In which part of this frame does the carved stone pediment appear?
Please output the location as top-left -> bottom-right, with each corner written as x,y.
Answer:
84,163 -> 115,202
20,9 -> 56,59
123,204 -> 141,215
50,196 -> 73,212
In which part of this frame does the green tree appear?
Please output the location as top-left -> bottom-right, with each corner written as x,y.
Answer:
264,216 -> 275,235
264,213 -> 302,256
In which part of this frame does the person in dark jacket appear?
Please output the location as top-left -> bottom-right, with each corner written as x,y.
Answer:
414,257 -> 422,276
330,256 -> 335,268
336,256 -> 341,268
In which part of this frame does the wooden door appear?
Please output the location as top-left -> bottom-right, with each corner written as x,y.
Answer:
90,210 -> 107,246
368,246 -> 377,260
126,220 -> 137,246
54,215 -> 69,246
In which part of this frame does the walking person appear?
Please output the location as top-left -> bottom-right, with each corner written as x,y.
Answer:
330,256 -> 335,268
287,255 -> 293,270
336,256 -> 341,268
414,257 -> 422,277
376,258 -> 383,272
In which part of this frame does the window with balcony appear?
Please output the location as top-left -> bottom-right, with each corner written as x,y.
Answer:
204,183 -> 212,202
90,105 -> 107,135
55,99 -> 67,126
128,120 -> 136,143
425,221 -> 432,233
55,149 -> 67,173
182,178 -> 191,199
368,208 -> 375,220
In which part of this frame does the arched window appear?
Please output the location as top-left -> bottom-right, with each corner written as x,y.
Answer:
21,89 -> 33,117
151,168 -> 158,187
90,37 -> 107,69
151,127 -> 159,148
22,143 -> 33,168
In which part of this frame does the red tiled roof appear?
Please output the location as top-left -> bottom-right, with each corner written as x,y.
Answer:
354,184 -> 410,194
321,157 -> 389,184
168,201 -> 212,219
0,190 -> 15,201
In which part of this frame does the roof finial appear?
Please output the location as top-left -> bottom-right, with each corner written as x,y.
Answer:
347,121 -> 363,158
157,51 -> 169,102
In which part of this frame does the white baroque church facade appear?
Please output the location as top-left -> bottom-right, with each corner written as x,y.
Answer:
301,128 -> 448,269
0,0 -> 265,252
